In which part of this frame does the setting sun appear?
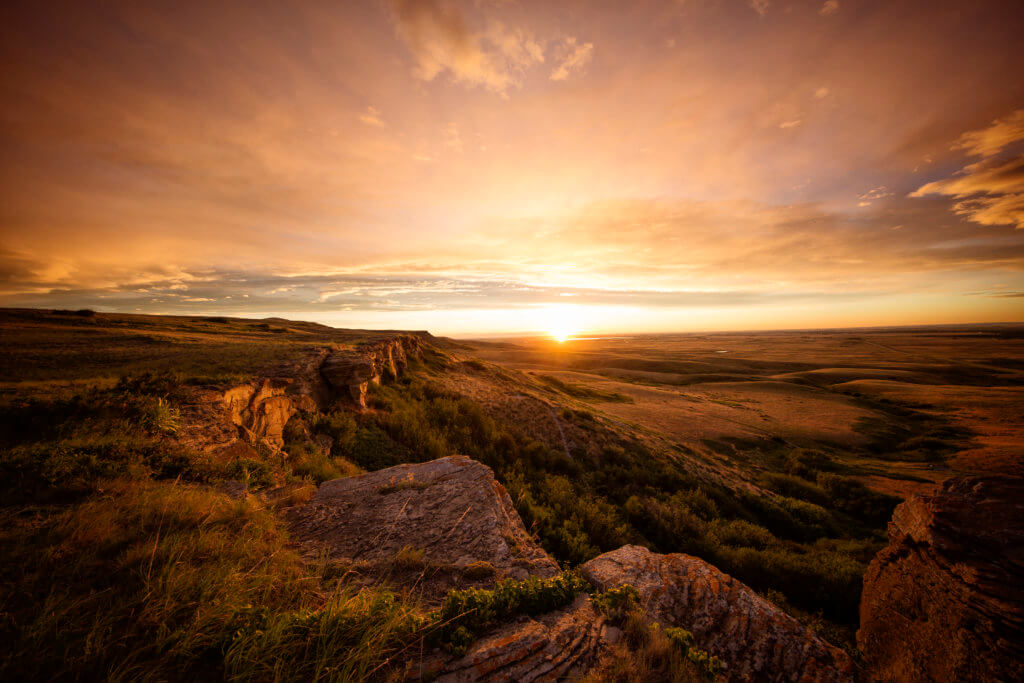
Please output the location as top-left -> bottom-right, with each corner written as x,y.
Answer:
540,304 -> 583,342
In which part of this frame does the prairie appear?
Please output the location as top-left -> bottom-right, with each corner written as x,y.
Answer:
2,309 -> 1022,679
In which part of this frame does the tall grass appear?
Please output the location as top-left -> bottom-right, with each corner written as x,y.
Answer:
0,479 -> 430,681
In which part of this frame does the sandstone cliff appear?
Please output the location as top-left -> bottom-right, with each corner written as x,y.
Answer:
177,334 -> 424,456
858,476 -> 1024,681
321,334 -> 425,407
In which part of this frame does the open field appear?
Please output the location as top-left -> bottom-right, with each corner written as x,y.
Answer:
462,325 -> 1024,496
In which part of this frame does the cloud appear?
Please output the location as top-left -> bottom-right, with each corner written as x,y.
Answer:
549,37 -> 594,81
748,0 -> 771,17
911,111 -> 1024,229
951,109 -> 1024,157
819,1 -> 839,17
388,0 -> 543,94
778,119 -> 802,129
813,86 -> 829,99
858,186 -> 893,207
358,106 -> 386,127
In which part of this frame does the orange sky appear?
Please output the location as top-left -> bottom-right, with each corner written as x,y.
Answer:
1,0 -> 1023,335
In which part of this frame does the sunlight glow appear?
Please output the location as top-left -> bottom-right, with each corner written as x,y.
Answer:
542,304 -> 583,342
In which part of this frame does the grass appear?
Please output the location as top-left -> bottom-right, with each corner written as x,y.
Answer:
534,373 -> 635,403
588,584 -> 720,682
0,479 -> 431,681
0,308 -> 382,388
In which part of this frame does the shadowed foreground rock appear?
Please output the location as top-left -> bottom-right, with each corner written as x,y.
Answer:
286,456 -> 559,599
858,476 -> 1024,681
582,545 -> 854,682
435,595 -> 608,682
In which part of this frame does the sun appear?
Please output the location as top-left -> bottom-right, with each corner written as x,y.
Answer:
550,325 -> 572,343
542,304 -> 582,342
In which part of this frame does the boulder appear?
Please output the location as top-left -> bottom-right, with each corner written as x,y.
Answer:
858,476 -> 1024,681
286,456 -> 559,599
582,545 -> 854,682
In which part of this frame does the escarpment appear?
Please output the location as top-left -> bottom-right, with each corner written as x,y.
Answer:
858,476 -> 1024,682
178,334 -> 426,455
320,334 -> 425,407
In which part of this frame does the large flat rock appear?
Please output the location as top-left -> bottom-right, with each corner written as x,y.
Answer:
286,456 -> 559,598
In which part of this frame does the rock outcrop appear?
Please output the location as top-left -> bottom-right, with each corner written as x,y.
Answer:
286,455 -> 559,600
222,378 -> 316,449
321,334 -> 424,407
582,545 -> 854,682
858,476 -> 1024,682
434,594 -> 608,682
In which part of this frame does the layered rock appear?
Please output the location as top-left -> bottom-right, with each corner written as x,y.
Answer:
858,476 -> 1024,681
582,545 -> 854,682
321,334 -> 424,407
286,455 -> 559,599
222,378 -> 316,449
435,595 -> 608,682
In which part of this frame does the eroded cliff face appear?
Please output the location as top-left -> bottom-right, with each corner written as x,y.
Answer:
583,545 -> 854,682
858,476 -> 1024,682
176,335 -> 425,456
223,378 -> 316,449
320,334 -> 425,407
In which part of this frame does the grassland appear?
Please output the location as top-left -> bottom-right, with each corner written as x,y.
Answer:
2,309 -> 1022,679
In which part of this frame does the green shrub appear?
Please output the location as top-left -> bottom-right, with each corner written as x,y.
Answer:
817,473 -> 900,525
592,584 -> 640,623
664,627 -> 722,680
226,458 -> 275,489
313,409 -> 357,452
708,518 -> 775,549
760,472 -> 830,506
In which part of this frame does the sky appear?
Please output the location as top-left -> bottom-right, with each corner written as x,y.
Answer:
1,0 -> 1023,336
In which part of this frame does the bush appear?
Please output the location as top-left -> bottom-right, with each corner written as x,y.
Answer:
436,572 -> 589,655
707,518 -> 775,550
225,458 -> 275,489
592,584 -> 640,623
817,473 -> 900,525
760,472 -> 830,506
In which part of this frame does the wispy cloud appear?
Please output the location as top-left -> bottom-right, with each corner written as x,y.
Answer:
550,37 -> 594,82
359,106 -> 386,127
819,1 -> 839,17
749,0 -> 771,17
388,0 -> 543,94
